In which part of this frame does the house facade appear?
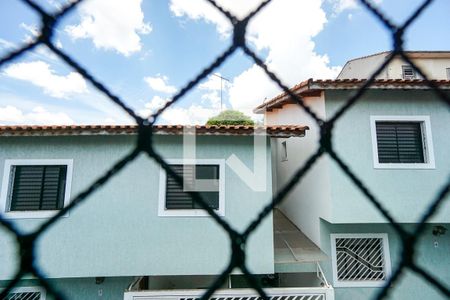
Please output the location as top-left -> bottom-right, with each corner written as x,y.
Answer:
337,51 -> 450,80
0,125 -> 337,300
254,53 -> 450,299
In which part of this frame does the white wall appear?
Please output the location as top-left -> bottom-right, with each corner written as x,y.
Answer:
337,53 -> 388,79
325,89 -> 450,224
265,96 -> 332,248
338,54 -> 450,80
388,57 -> 450,79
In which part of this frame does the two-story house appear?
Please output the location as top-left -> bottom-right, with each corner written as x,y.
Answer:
0,124 -> 337,300
2,51 -> 449,300
337,51 -> 450,80
254,51 -> 450,300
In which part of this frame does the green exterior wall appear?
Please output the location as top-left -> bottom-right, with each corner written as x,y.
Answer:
1,277 -> 133,300
319,89 -> 450,299
319,220 -> 450,300
325,90 -> 450,223
0,134 -> 274,281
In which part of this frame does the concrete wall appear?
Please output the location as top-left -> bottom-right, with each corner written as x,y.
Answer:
337,53 -> 388,79
338,53 -> 450,79
388,57 -> 450,79
325,90 -> 450,223
265,96 -> 332,248
319,221 -> 450,300
0,134 -> 274,280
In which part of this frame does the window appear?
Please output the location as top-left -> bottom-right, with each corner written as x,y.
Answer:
446,68 -> 450,80
281,141 -> 288,161
4,287 -> 46,300
402,65 -> 415,79
0,159 -> 73,219
331,234 -> 391,287
370,116 -> 435,169
158,159 -> 225,217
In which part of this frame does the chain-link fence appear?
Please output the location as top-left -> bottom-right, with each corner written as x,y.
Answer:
0,0 -> 449,299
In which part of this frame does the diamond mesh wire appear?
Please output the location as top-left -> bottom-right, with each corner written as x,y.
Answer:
0,0 -> 449,299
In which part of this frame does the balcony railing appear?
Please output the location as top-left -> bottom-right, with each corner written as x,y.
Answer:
124,286 -> 334,300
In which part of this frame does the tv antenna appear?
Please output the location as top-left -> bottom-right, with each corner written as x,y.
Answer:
212,73 -> 230,111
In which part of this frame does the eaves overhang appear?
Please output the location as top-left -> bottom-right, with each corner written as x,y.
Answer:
254,79 -> 450,113
0,124 -> 309,138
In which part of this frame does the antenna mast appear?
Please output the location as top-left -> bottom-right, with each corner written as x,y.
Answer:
212,73 -> 230,111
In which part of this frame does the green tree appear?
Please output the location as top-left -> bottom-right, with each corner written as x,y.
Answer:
206,110 -> 255,126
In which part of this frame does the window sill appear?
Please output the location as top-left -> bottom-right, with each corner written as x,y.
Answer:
1,210 -> 69,219
373,162 -> 435,169
333,280 -> 388,288
158,208 -> 224,217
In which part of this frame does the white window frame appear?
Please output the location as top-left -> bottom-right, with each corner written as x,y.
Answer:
3,286 -> 46,299
158,159 -> 225,217
0,159 -> 73,219
370,116 -> 435,169
330,233 -> 391,288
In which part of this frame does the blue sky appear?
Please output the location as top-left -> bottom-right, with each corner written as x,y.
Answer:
0,0 -> 449,125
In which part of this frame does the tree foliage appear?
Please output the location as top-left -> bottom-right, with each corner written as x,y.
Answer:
206,110 -> 255,126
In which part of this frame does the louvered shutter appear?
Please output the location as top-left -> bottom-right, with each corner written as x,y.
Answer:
165,165 -> 219,210
376,122 -> 424,163
402,65 -> 415,79
335,237 -> 386,281
5,290 -> 43,300
9,165 -> 67,211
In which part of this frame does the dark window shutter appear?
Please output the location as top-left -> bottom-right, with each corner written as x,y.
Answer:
165,164 -> 219,210
376,122 -> 424,163
9,165 -> 67,211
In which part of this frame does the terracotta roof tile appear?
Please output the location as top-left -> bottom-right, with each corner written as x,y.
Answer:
0,124 -> 308,138
254,78 -> 450,113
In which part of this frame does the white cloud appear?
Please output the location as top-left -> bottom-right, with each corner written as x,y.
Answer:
0,38 -> 15,49
55,39 -> 63,49
140,74 -> 227,124
170,0 -> 341,113
138,95 -> 170,117
0,105 -> 23,123
198,74 -> 230,109
170,1 -> 260,37
18,23 -> 64,60
139,96 -> 218,124
20,22 -> 39,43
201,91 -> 221,108
5,24 -> 58,61
329,0 -> 383,14
199,73 -> 229,92
46,0 -> 63,10
65,0 -> 152,56
159,105 -> 218,125
144,75 -> 177,94
0,105 -> 74,125
3,60 -> 88,98
102,117 -> 117,124
330,0 -> 358,13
